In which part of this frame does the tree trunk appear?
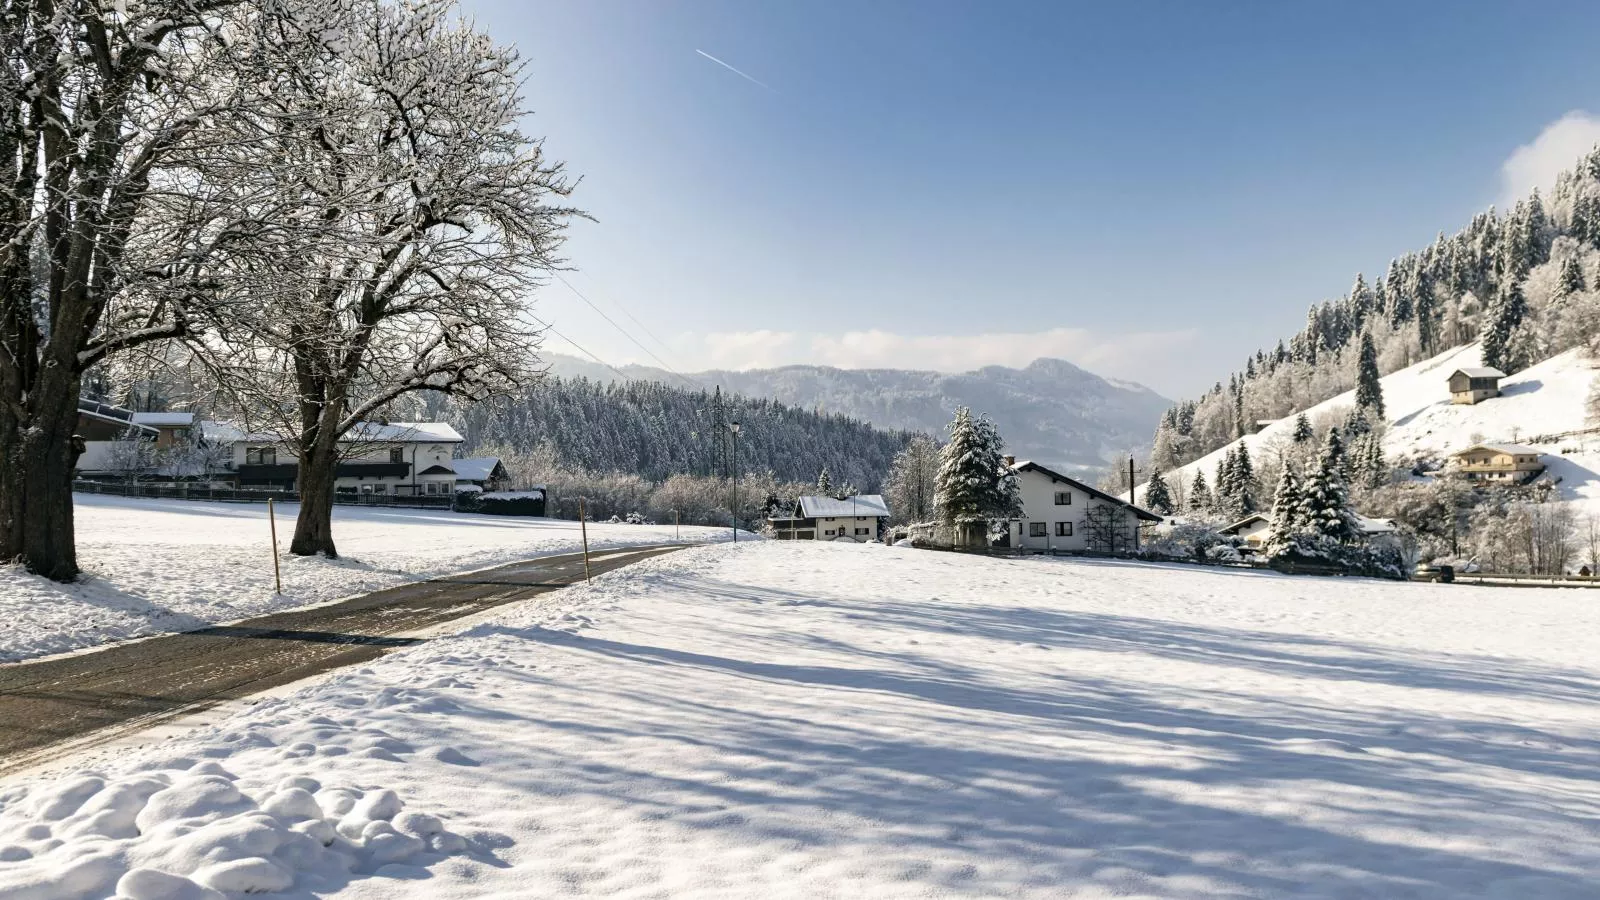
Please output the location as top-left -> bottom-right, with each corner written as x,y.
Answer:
0,373 -> 84,581
290,444 -> 340,557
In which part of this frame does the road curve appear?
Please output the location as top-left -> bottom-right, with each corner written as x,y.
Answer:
0,543 -> 687,776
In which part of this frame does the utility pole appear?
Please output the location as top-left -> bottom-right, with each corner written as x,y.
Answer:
1128,455 -> 1136,505
730,420 -> 742,542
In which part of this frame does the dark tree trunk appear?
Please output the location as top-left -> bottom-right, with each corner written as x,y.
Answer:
0,368 -> 84,581
290,441 -> 340,557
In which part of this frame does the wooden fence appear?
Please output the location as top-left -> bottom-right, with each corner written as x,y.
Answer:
72,480 -> 456,510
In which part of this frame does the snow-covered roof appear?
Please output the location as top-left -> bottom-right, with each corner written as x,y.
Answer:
797,495 -> 891,518
1450,366 -> 1506,379
1009,460 -> 1164,522
417,464 -> 456,476
200,421 -> 276,443
345,421 -> 463,443
1356,516 -> 1397,534
1220,513 -> 1270,534
452,457 -> 503,482
130,411 -> 195,427
1452,443 -> 1542,457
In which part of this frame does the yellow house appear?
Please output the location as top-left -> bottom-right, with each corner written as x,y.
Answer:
1447,367 -> 1505,404
1449,443 -> 1545,482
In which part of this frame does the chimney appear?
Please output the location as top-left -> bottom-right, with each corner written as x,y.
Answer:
1003,455 -> 1015,467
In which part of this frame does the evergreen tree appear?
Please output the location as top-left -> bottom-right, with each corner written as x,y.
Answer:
1188,468 -> 1213,513
1354,331 -> 1385,419
1298,428 -> 1358,543
1214,456 -> 1235,516
1144,466 -> 1175,515
1480,280 -> 1528,373
1291,413 -> 1314,444
934,407 -> 1018,526
816,467 -> 833,495
1265,465 -> 1305,551
1559,254 -> 1587,296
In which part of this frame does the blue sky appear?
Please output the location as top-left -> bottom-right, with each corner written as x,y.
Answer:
460,0 -> 1600,398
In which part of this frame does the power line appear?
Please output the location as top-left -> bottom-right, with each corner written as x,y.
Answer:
530,315 -> 634,382
563,271 -> 680,365
552,272 -> 702,390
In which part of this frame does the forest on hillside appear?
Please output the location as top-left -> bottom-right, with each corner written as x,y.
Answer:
1152,147 -> 1600,471
423,376 -> 913,491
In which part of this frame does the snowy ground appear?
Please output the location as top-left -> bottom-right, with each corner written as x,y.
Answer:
0,494 -> 729,663
4,541 -> 1599,898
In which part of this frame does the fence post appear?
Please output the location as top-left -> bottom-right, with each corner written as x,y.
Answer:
579,497 -> 592,582
267,498 -> 283,595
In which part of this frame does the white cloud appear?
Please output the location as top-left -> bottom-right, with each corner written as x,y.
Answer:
673,326 -> 1198,393
1500,111 -> 1600,207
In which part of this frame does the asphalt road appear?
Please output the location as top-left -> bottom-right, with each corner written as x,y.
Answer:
0,543 -> 687,777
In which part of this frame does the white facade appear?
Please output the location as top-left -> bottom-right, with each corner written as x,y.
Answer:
769,495 -> 891,542
1006,461 -> 1155,553
224,422 -> 465,496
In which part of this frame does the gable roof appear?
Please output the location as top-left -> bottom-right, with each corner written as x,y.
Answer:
345,421 -> 463,443
1010,460 -> 1163,522
131,411 -> 195,427
452,457 -> 504,482
797,494 -> 891,518
1451,442 -> 1542,457
1450,366 -> 1506,380
1220,513 -> 1270,534
416,464 -> 457,476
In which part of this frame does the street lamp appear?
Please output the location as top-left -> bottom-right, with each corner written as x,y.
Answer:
729,421 -> 741,543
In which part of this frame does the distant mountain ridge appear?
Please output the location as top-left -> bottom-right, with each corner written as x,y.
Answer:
540,353 -> 1171,473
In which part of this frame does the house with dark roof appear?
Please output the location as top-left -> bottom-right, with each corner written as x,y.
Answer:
1005,459 -> 1161,553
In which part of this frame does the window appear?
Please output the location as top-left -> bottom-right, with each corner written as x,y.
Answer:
825,529 -> 835,536
1056,522 -> 1073,537
425,483 -> 437,495
1054,491 -> 1071,505
1029,522 -> 1047,538
389,447 -> 404,463
371,484 -> 387,494
246,447 -> 276,466
855,527 -> 869,536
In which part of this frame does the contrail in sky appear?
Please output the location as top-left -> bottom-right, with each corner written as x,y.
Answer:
695,49 -> 775,92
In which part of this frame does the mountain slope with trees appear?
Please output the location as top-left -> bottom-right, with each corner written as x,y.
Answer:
543,355 -> 1172,474
1151,147 -> 1600,473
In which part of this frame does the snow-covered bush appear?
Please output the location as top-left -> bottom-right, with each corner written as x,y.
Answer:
1267,533 -> 1408,580
1141,519 -> 1228,560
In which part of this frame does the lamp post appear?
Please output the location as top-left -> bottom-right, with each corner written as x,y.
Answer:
730,420 -> 741,543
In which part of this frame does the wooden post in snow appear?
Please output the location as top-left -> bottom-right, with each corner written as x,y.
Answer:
267,498 -> 283,594
579,497 -> 592,582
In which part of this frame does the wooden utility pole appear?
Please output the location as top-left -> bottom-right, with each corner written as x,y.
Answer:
579,498 -> 592,582
674,509 -> 680,541
267,499 -> 283,594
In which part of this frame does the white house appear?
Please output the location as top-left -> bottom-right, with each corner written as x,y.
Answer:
1004,460 -> 1161,553
769,494 -> 891,542
1220,512 -> 1272,550
74,400 -> 198,477
216,421 -> 465,496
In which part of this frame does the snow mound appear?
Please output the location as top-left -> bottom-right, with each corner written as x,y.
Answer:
0,760 -> 464,899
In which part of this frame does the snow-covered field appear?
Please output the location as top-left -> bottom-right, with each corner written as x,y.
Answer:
0,494 -> 728,663
4,541 -> 1599,898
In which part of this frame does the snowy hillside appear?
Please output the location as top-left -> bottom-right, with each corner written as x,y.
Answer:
4,542 -> 1599,898
1152,343 -> 1600,512
0,495 -> 729,664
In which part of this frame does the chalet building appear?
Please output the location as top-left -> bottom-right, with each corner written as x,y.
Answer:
1448,367 -> 1506,405
1005,459 -> 1161,553
451,457 -> 511,493
1221,513 -> 1271,549
214,421 -> 465,496
768,494 -> 891,541
74,400 -> 197,477
1449,443 -> 1545,483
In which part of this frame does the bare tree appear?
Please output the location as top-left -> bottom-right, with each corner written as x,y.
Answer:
199,0 -> 584,556
103,427 -> 159,483
0,0 -> 266,579
883,434 -> 940,524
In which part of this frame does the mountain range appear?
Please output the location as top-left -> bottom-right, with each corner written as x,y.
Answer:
540,353 -> 1172,474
